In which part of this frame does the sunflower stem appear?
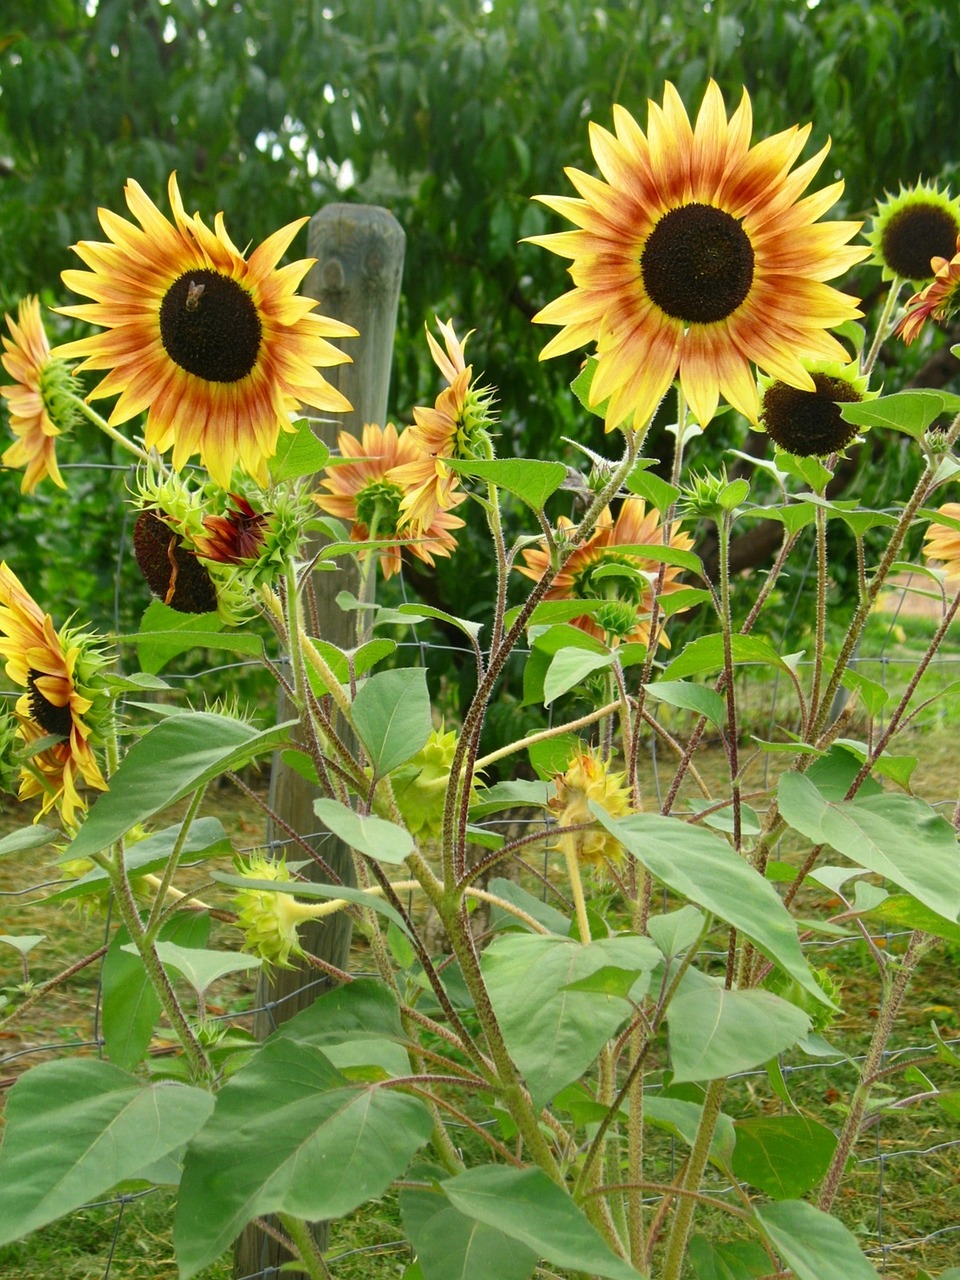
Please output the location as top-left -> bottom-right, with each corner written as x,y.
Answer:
144,782 -> 207,939
862,276 -> 903,377
65,393 -> 156,466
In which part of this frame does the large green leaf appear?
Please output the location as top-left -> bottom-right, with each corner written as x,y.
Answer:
593,810 -> 826,1004
442,1166 -> 644,1280
663,634 -> 802,682
0,1060 -> 213,1245
666,986 -> 810,1083
274,977 -> 406,1046
352,667 -> 432,776
755,1200 -> 879,1279
731,1115 -> 837,1199
64,713 -> 293,861
174,1037 -> 433,1279
49,816 -> 231,902
143,941 -> 261,996
314,797 -> 415,864
0,825 -> 56,858
401,1168 -> 538,1280
482,932 -> 659,1107
642,679 -> 726,729
778,773 -> 960,922
442,456 -> 567,510
840,389 -> 960,440
544,646 -> 615,705
123,600 -> 265,674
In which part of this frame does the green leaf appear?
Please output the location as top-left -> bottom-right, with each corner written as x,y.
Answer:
313,797 -> 415,864
774,451 -> 832,491
593,810 -> 826,1005
352,667 -> 432,776
305,637 -> 397,694
442,456 -> 567,511
644,1095 -> 736,1168
0,825 -> 57,858
401,1169 -> 538,1280
64,713 -> 293,860
571,355 -> 607,418
841,669 -> 890,717
646,906 -> 706,958
731,1115 -> 837,1199
778,773 -> 960,922
276,977 -> 406,1046
269,417 -> 330,480
486,876 -> 572,936
667,985 -> 810,1083
0,934 -> 44,956
140,941 -> 261,996
605,542 -> 705,577
663,633 -> 801,682
482,932 -> 658,1107
396,602 -> 485,643
742,500 -> 818,536
102,913 -> 209,1071
688,1235 -> 773,1280
0,1060 -> 213,1246
544,646 -> 615,705
840,389 -> 960,440
441,1166 -> 644,1280
754,1200 -> 879,1279
643,679 -> 726,729
467,779 -> 551,818
526,732 -> 579,779
48,816 -> 231,902
626,465 -> 682,511
122,600 -> 265,674
867,893 -> 960,945
174,1038 -> 433,1278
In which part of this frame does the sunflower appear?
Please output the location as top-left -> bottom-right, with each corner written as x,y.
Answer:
517,497 -> 693,646
922,503 -> 960,591
54,173 -> 357,489
897,237 -> 960,344
392,319 -> 497,535
0,562 -> 108,826
548,745 -> 633,869
759,359 -> 875,457
314,422 -> 466,579
2,296 -> 79,493
866,182 -> 960,285
529,81 -> 867,432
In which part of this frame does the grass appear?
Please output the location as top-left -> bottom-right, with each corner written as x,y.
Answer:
1,608 -> 960,1278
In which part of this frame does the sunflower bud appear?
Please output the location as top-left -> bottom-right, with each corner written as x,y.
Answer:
232,854 -> 328,970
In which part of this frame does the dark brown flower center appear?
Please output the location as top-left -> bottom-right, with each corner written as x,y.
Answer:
159,269 -> 262,382
641,203 -> 755,324
27,671 -> 73,739
881,202 -> 960,281
761,374 -> 862,457
132,510 -> 219,614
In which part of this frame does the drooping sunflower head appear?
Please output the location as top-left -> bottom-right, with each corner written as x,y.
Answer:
1,296 -> 81,493
922,503 -> 960,591
517,497 -> 693,648
314,422 -> 465,579
529,81 -> 868,433
0,562 -> 109,827
54,173 -> 358,489
897,237 -> 960,345
866,181 -> 960,285
548,744 -> 634,869
759,359 -> 875,458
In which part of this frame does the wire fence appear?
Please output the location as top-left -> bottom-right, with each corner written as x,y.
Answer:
1,455 -> 959,1278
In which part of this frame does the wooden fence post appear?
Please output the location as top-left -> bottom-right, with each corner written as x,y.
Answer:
234,204 -> 405,1280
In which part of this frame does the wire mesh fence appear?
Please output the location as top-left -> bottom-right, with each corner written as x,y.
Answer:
1,453 -> 959,1279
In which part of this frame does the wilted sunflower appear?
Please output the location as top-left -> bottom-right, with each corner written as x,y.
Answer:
897,237 -> 960,344
1,296 -> 79,493
314,422 -> 465,579
922,503 -> 960,591
0,562 -> 108,826
517,497 -> 693,646
529,81 -> 867,431
54,173 -> 357,488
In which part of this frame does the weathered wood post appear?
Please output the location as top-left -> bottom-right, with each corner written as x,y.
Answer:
234,204 -> 405,1280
